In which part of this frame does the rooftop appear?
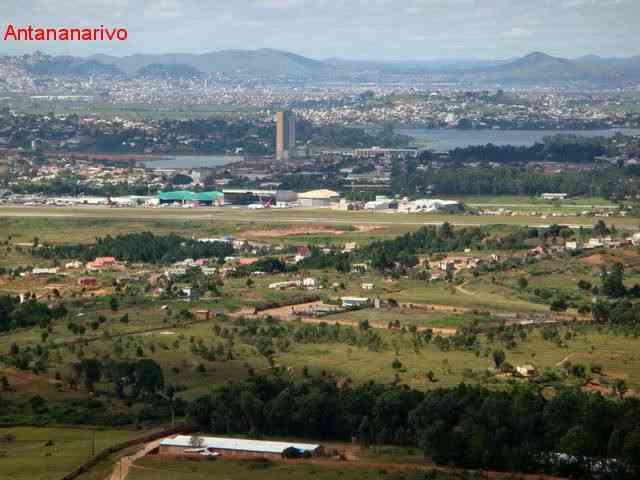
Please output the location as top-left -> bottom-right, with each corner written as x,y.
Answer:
160,435 -> 319,454
298,189 -> 340,199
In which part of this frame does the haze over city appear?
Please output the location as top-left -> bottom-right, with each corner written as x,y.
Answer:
1,0 -> 639,59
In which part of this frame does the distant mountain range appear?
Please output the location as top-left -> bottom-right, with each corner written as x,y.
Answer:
6,49 -> 640,85
466,51 -> 640,83
91,48 -> 331,77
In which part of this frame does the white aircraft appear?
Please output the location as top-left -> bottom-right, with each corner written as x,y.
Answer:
184,446 -> 220,456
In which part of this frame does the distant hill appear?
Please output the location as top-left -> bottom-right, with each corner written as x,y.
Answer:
8,49 -> 640,85
323,57 -> 507,74
91,48 -> 331,76
468,51 -> 640,84
134,63 -> 203,79
24,55 -> 123,76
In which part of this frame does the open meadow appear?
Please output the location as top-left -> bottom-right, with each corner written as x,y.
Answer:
0,426 -> 141,480
2,213 -> 640,479
126,455 -> 453,480
0,205 -> 638,232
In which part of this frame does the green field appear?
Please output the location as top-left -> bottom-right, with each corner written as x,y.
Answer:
4,308 -> 640,395
0,426 -> 141,480
0,206 -> 637,232
0,96 -> 259,120
128,456 -> 443,480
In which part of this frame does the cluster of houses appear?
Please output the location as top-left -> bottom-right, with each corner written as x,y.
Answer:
29,257 -> 124,281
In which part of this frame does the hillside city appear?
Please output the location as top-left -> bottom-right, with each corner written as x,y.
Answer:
3,6 -> 640,480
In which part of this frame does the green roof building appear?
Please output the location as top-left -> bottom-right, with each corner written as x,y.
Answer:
158,190 -> 223,204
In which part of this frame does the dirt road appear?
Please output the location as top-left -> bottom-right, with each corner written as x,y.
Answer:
106,438 -> 163,480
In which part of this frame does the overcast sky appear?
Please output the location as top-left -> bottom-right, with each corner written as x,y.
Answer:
1,0 -> 638,59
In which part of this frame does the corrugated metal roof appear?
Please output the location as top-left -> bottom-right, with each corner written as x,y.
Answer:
298,189 -> 340,199
160,435 -> 319,454
158,190 -> 223,201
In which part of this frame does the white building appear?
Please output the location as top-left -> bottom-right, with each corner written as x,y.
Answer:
516,365 -> 538,377
302,278 -> 317,288
32,267 -> 59,276
269,280 -> 300,289
399,199 -> 463,214
541,193 -> 568,200
159,435 -> 322,458
341,297 -> 370,308
298,189 -> 340,208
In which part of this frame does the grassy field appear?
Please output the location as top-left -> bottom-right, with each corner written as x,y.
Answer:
0,206 -> 638,231
128,456 -> 437,480
4,307 -> 639,396
0,426 -> 141,480
0,96 -> 260,120
449,195 -> 616,207
0,216 -> 417,248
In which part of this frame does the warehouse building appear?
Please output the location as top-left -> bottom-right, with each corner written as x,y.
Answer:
158,435 -> 323,459
398,199 -> 463,214
221,189 -> 297,206
298,189 -> 340,207
341,296 -> 370,308
158,190 -> 223,206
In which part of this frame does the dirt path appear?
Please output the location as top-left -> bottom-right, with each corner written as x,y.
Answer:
106,438 -> 163,480
556,353 -> 576,367
455,282 -> 477,296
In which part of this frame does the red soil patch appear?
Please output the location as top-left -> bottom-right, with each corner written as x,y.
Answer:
582,249 -> 640,267
242,226 -> 347,238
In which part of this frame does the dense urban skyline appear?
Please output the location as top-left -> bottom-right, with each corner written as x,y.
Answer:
1,0 -> 639,59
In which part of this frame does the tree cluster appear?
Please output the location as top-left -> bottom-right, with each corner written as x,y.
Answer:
34,232 -> 234,264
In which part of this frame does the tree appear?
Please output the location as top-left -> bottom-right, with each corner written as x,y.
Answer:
358,416 -> 372,448
518,277 -> 529,290
445,263 -> 455,283
577,279 -> 592,291
109,296 -> 119,312
133,359 -> 164,396
80,358 -> 102,391
492,349 -> 506,369
601,263 -> 626,298
593,220 -> 609,237
613,379 -> 628,400
550,297 -> 568,312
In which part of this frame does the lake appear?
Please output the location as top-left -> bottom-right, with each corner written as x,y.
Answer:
140,129 -> 640,168
141,155 -> 241,169
398,128 -> 640,151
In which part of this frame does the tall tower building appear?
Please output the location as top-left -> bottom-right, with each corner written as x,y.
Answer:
276,111 -> 296,161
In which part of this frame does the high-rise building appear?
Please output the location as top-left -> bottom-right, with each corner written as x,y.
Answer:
276,111 -> 296,160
